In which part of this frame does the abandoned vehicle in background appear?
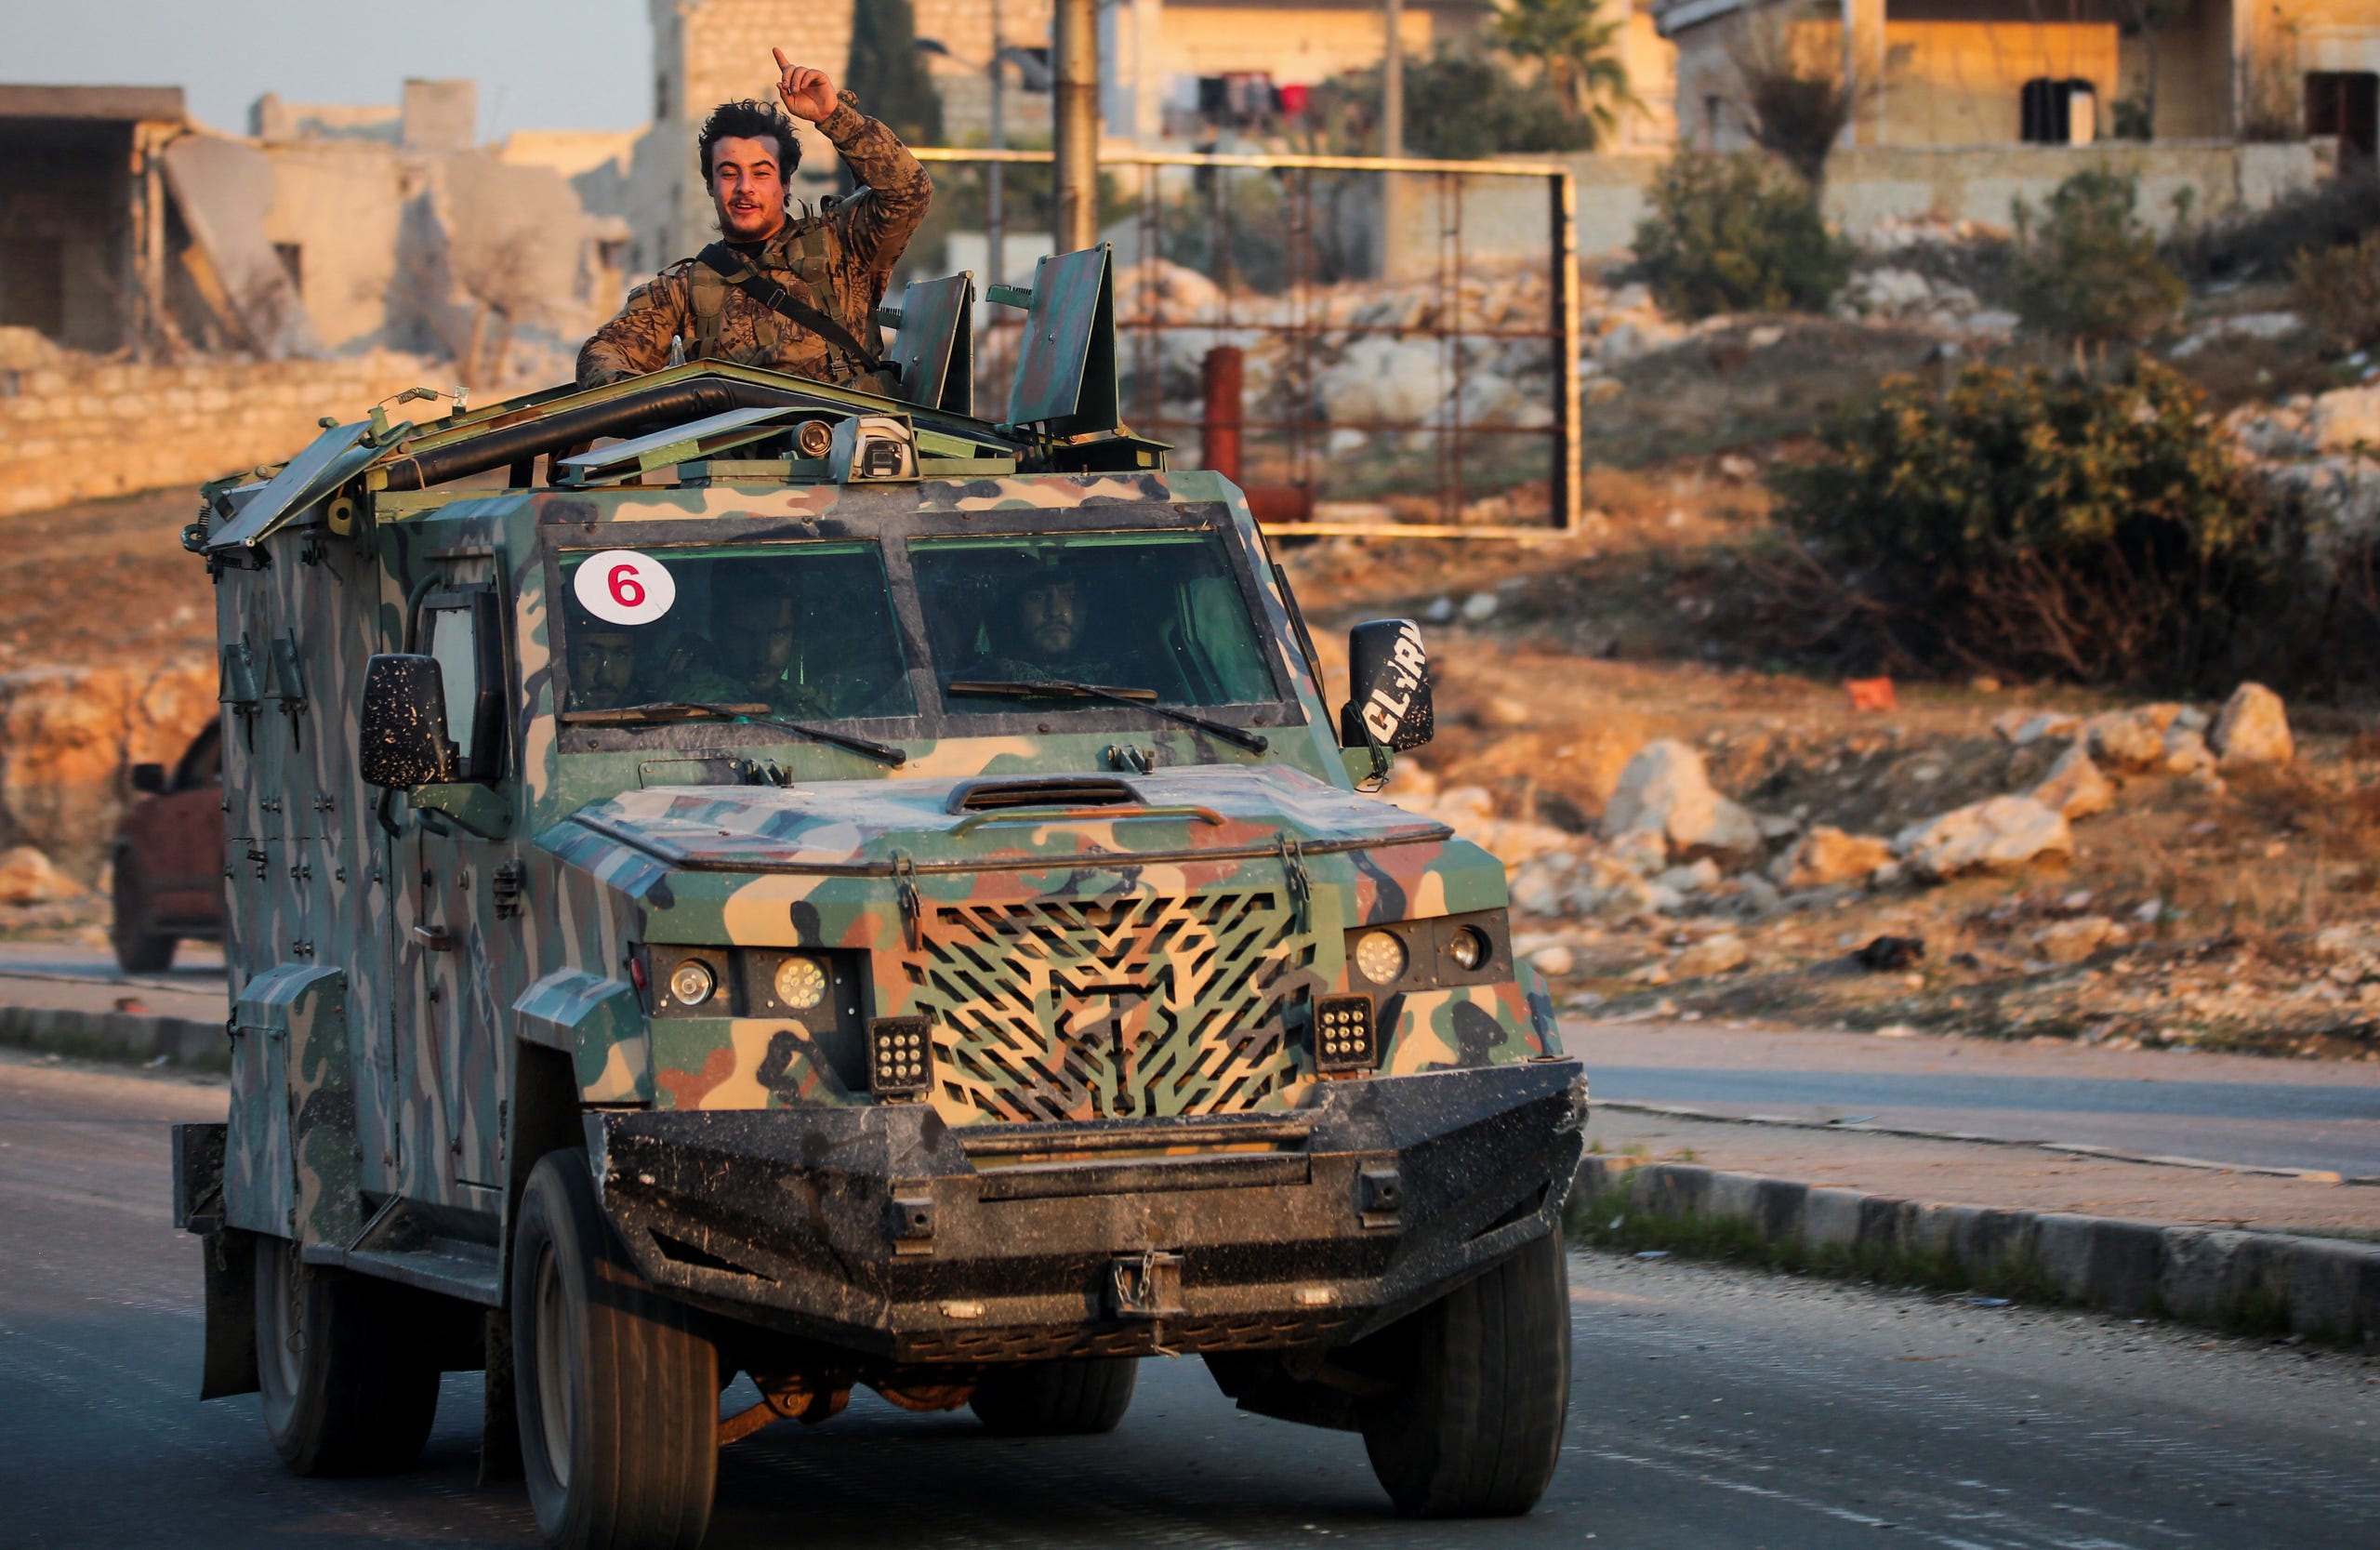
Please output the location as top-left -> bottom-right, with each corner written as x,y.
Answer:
168,245 -> 1587,1549
112,722 -> 227,972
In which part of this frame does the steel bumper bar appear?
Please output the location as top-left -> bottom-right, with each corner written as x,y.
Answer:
588,1059 -> 1587,1363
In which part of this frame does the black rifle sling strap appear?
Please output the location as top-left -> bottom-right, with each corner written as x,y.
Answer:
694,242 -> 889,383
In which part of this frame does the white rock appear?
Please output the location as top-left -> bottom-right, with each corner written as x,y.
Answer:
1460,590 -> 1500,622
1992,709 -> 2079,746
1653,858 -> 1723,894
1607,829 -> 1670,878
2161,726 -> 2217,776
1527,945 -> 1576,977
2309,386 -> 2380,454
1602,739 -> 1764,865
2038,915 -> 2118,964
1893,796 -> 2073,881
1773,826 -> 1894,887
0,846 -> 82,905
1673,934 -> 1750,977
2082,706 -> 2179,772
2028,744 -> 2115,820
2210,682 -> 2294,769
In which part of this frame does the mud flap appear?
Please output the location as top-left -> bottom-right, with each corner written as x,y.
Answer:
199,1226 -> 260,1399
478,1308 -> 523,1483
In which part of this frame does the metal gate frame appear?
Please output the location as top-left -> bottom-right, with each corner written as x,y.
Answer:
910,147 -> 1581,539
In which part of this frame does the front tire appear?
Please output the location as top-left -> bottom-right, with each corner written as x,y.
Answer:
1360,1232 -> 1571,1517
511,1149 -> 717,1550
970,1357 -> 1138,1435
253,1235 -> 441,1475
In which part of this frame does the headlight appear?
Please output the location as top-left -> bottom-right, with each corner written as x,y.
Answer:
667,959 -> 716,1007
773,955 -> 828,1011
1353,929 -> 1408,986
1447,925 -> 1490,972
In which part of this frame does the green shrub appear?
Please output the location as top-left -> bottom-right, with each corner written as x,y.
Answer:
1770,361 -> 2276,685
2009,167 -> 2185,346
1629,152 -> 1852,319
2291,230 -> 2380,354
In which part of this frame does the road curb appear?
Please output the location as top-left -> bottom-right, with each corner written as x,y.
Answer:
0,1003 -> 228,1070
1574,1156 -> 2380,1348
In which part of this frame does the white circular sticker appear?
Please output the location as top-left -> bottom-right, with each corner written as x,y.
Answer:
573,550 -> 676,626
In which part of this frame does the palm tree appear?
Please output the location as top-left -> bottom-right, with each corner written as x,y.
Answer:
1489,0 -> 1637,142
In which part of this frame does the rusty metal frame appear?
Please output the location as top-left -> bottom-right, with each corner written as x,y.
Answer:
911,147 -> 1581,540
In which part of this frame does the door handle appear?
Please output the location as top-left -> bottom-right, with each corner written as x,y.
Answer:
411,924 -> 454,951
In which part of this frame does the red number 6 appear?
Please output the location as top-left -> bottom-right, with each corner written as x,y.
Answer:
608,563 -> 645,609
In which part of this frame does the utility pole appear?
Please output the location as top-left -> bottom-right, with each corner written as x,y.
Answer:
987,0 -> 1005,292
1052,0 -> 1100,253
1382,0 -> 1404,158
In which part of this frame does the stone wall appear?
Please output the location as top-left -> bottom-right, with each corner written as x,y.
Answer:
0,346 -> 440,519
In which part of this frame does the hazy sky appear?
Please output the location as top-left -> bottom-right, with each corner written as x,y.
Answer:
7,0 -> 654,138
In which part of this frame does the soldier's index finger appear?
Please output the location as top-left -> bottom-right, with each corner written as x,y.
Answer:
773,46 -> 792,74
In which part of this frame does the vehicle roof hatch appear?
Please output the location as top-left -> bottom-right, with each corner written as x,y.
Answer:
205,419 -> 379,552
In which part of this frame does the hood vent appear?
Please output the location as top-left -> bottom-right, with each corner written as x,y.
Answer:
946,776 -> 1144,814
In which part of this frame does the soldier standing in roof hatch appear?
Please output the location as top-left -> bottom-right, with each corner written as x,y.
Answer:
575,49 -> 932,391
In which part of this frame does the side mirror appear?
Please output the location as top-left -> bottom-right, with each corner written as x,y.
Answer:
129,762 -> 168,795
358,654 -> 456,789
1340,618 -> 1434,751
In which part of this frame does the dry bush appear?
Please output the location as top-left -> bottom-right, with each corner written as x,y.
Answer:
1725,9 -> 1881,191
2292,231 -> 2380,355
1765,361 -> 2288,687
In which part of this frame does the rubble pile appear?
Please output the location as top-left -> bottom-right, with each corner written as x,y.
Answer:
2222,385 -> 2380,550
1392,679 -> 2343,1053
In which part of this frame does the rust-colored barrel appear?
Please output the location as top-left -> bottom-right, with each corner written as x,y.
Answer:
1200,345 -> 1244,483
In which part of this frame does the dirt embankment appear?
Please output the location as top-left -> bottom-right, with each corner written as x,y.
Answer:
1287,501 -> 2380,1064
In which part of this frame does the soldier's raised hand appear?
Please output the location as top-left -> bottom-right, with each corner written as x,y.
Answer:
774,49 -> 838,122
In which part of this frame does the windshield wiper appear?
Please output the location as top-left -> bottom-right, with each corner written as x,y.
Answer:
558,701 -> 906,767
945,680 -> 1269,753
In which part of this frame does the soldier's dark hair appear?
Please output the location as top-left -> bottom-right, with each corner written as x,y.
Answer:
698,99 -> 802,181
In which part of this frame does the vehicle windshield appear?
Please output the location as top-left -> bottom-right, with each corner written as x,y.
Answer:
556,542 -> 914,720
909,531 -> 1276,713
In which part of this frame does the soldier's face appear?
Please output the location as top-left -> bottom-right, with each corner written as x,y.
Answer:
710,135 -> 789,242
725,596 -> 799,680
569,633 -> 637,695
1019,580 -> 1082,656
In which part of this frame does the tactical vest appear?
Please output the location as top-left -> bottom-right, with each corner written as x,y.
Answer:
684,205 -> 859,378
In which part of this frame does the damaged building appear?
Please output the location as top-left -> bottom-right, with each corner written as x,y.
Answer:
0,77 -> 629,384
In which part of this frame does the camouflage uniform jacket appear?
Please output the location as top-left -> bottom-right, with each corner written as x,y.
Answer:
575,92 -> 931,389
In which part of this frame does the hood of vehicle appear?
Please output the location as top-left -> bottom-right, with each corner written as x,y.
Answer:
559,764 -> 1452,873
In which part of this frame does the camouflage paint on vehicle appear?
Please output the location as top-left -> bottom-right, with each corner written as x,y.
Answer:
191,354 -> 1576,1345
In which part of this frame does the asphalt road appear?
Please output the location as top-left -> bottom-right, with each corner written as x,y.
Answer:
1575,1021 -> 2380,1178
3,1053 -> 2375,1550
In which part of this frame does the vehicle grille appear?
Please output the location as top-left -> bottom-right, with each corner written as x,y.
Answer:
904,890 -> 1316,1123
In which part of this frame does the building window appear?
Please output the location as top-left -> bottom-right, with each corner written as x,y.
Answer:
655,73 -> 671,123
273,243 -> 303,291
2306,72 -> 2378,169
0,237 -> 66,338
2021,78 -> 2097,145
1703,94 -> 1724,148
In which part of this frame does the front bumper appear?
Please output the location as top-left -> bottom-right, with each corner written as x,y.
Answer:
588,1058 -> 1586,1363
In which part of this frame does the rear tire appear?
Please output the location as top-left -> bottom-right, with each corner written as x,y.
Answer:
970,1357 -> 1138,1435
111,860 -> 176,974
253,1235 -> 441,1475
512,1148 -> 717,1550
1359,1232 -> 1571,1517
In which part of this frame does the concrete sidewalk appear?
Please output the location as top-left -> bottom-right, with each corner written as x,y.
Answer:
0,942 -> 229,1068
1584,1104 -> 2380,1347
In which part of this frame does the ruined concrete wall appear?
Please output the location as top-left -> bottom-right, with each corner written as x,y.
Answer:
0,348 -> 437,518
1561,139 -> 2331,258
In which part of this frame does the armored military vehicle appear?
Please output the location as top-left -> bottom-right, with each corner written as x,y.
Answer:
171,246 -> 1586,1549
